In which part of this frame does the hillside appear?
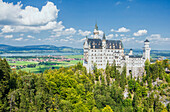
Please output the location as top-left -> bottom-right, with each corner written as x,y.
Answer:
0,44 -> 83,53
0,57 -> 169,111
0,44 -> 170,59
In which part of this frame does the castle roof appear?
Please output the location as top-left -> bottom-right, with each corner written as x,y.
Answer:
129,55 -> 143,58
86,38 -> 123,49
144,39 -> 149,42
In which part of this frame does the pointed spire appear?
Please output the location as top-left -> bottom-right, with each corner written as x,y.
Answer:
95,22 -> 98,31
86,36 -> 88,40
103,33 -> 106,40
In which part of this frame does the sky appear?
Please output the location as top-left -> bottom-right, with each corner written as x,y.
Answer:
0,0 -> 170,50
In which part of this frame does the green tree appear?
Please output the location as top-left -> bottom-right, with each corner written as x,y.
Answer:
120,65 -> 126,90
102,105 -> 113,112
0,58 -> 11,111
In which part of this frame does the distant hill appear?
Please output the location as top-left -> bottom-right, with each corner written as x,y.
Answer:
0,44 -> 83,53
0,44 -> 170,57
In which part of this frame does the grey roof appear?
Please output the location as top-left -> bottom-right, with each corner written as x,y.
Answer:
144,39 -> 149,42
88,39 -> 102,49
86,38 -> 123,49
129,55 -> 143,58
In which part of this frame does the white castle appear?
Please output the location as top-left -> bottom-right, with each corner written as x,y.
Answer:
83,24 -> 151,77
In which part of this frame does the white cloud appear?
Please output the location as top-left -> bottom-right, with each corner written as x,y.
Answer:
147,34 -> 170,42
115,1 -> 121,5
20,34 -> 24,36
1,21 -> 64,33
98,30 -> 104,38
64,28 -> 76,35
0,1 -> 59,25
15,37 -> 23,41
20,2 -> 59,25
106,34 -> 114,39
51,27 -> 76,37
1,25 -> 14,33
27,35 -> 34,38
110,29 -> 115,32
39,21 -> 61,30
115,34 -> 119,37
52,21 -> 65,32
90,30 -> 104,39
127,6 -> 130,9
111,27 -> 130,32
0,1 -> 66,34
4,35 -> 13,38
60,39 -> 68,42
133,29 -> 147,36
79,38 -> 86,42
120,34 -> 125,37
78,30 -> 91,36
66,36 -> 73,39
0,0 -> 22,23
122,37 -> 135,42
135,40 -> 143,43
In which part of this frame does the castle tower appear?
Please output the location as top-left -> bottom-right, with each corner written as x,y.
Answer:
83,36 -> 89,50
93,23 -> 99,39
83,36 -> 89,63
102,33 -> 106,49
129,48 -> 133,55
143,39 -> 151,61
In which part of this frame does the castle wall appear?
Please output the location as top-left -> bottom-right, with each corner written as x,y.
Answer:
83,25 -> 150,77
86,49 -> 124,70
125,57 -> 145,78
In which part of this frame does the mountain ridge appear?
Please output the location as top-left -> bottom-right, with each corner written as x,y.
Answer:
0,44 -> 81,51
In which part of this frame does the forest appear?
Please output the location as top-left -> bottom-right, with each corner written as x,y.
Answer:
0,57 -> 169,112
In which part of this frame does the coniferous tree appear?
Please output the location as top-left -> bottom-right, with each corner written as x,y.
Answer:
0,58 -> 11,111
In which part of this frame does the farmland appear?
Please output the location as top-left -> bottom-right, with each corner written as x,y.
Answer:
7,55 -> 83,73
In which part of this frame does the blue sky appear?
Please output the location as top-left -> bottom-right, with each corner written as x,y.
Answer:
0,0 -> 170,50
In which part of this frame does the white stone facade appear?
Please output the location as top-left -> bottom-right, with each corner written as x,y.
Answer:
83,25 -> 151,78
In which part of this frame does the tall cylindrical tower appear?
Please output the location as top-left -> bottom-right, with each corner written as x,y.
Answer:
143,39 -> 151,61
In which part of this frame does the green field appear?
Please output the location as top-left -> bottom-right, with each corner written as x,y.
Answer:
65,55 -> 83,59
9,61 -> 39,66
7,55 -> 83,73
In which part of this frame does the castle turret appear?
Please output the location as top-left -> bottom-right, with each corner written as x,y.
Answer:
93,23 -> 99,39
143,39 -> 151,61
102,33 -> 106,49
83,36 -> 88,49
129,48 -> 133,55
83,36 -> 89,64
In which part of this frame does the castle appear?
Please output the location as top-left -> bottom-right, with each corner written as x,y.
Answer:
83,24 -> 151,77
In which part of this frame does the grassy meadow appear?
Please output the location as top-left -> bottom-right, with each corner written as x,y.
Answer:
7,55 -> 83,73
